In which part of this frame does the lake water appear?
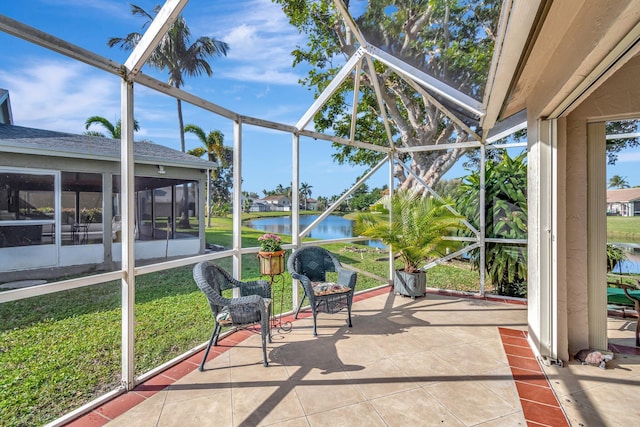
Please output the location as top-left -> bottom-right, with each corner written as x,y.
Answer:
245,214 -> 383,248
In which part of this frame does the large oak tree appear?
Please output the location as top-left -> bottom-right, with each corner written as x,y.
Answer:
276,0 -> 500,193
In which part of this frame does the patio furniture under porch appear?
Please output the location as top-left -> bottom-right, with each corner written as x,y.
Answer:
69,287 -> 640,427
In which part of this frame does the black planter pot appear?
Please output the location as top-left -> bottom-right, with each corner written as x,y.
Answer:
393,269 -> 426,299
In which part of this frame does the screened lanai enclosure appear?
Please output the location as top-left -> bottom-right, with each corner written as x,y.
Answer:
1,0 -> 640,425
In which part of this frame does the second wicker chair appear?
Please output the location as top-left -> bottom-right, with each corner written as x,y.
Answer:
287,246 -> 357,335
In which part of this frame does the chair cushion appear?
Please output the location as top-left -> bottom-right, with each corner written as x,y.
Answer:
311,282 -> 351,297
216,307 -> 233,325
216,299 -> 272,326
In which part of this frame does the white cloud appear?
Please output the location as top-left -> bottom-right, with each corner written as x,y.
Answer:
43,0 -> 131,19
616,151 -> 640,162
217,65 -> 301,86
190,0 -> 306,85
0,58 -> 119,132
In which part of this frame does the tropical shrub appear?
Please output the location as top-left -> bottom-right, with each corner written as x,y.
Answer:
606,243 -> 626,272
456,151 -> 528,297
355,191 -> 463,273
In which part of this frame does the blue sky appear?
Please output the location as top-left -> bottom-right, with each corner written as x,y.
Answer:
1,0 -> 638,198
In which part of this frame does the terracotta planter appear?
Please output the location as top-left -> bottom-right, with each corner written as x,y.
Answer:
258,250 -> 286,275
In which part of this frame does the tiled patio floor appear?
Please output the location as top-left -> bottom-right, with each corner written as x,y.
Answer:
68,287 -> 640,427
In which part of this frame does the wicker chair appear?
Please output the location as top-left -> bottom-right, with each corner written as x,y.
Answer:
193,261 -> 272,369
287,246 -> 357,335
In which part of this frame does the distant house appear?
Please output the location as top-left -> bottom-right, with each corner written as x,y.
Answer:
304,198 -> 318,211
261,195 -> 291,212
0,122 -> 215,280
249,200 -> 269,212
607,188 -> 640,216
372,194 -> 391,210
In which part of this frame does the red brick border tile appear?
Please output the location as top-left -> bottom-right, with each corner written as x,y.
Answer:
499,328 -> 570,427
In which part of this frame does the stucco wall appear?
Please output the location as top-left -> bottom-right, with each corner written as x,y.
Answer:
564,116 -> 590,354
563,54 -> 640,354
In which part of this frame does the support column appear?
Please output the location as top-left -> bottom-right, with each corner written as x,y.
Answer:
120,78 -> 135,389
291,132 -> 300,310
587,121 -> 608,350
479,143 -> 486,296
388,155 -> 395,282
528,118 -> 560,363
198,174 -> 206,255
232,119 -> 242,295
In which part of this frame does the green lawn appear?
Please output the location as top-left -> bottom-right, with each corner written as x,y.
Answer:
0,216 -> 481,426
607,216 -> 640,241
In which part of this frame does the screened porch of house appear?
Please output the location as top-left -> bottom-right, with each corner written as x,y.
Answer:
1,1 -> 640,426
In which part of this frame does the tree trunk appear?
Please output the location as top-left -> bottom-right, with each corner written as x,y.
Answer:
177,98 -> 191,228
207,171 -> 211,228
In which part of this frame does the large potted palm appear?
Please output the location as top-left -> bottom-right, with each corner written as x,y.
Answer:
355,191 -> 463,298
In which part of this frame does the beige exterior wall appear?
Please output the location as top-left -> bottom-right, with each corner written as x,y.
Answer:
563,116 -> 590,355
547,55 -> 640,357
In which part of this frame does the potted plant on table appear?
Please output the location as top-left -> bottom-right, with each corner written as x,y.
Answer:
257,233 -> 285,276
355,191 -> 463,298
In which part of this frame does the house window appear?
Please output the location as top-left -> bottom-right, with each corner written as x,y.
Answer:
174,182 -> 198,237
61,172 -> 103,245
0,171 -> 55,248
112,176 -> 198,242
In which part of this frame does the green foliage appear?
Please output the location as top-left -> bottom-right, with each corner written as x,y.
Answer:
355,191 -> 463,273
210,201 -> 230,217
607,243 -> 627,272
84,116 -> 140,139
80,207 -> 102,223
608,174 -> 630,189
187,146 -> 206,158
300,182 -> 313,209
257,233 -> 283,252
185,125 -> 226,164
0,267 -> 209,426
607,216 -> 640,240
0,220 -> 482,425
108,4 -> 229,154
349,184 -> 383,211
433,178 -> 462,199
606,120 -> 639,165
275,0 -> 501,190
184,124 -> 233,217
456,151 -> 528,297
370,203 -> 388,213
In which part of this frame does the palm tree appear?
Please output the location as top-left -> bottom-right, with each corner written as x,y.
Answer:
109,5 -> 228,228
355,191 -> 463,274
184,125 -> 225,170
608,175 -> 630,189
108,4 -> 229,153
186,147 -> 206,158
242,191 -> 254,213
300,182 -> 313,210
185,124 -> 225,227
84,116 -> 140,138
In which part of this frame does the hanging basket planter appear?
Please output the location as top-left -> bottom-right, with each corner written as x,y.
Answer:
258,250 -> 286,275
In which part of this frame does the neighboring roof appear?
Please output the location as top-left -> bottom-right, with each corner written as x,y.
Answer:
262,195 -> 289,202
0,123 -> 216,170
607,188 -> 640,203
